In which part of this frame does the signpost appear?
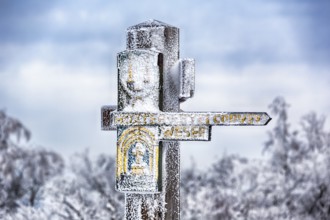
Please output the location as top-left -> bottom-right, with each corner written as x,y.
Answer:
101,20 -> 271,220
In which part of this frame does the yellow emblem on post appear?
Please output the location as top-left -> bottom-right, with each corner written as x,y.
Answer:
116,126 -> 160,193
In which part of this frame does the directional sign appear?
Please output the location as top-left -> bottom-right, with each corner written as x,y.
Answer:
101,20 -> 271,220
102,110 -> 271,128
102,109 -> 270,143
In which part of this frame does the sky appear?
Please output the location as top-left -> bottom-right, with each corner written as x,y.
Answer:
0,0 -> 329,169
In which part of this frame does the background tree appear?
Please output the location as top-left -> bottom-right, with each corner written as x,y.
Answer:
2,96 -> 330,219
181,97 -> 330,220
0,110 -> 64,218
46,151 -> 124,220
0,111 -> 124,220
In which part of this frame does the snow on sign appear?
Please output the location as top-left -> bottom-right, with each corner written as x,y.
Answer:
101,20 -> 271,219
101,49 -> 270,192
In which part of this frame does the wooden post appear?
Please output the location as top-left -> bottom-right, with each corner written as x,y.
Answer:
125,19 -> 181,220
101,19 -> 271,220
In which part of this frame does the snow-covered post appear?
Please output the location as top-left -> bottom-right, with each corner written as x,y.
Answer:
101,19 -> 271,219
103,20 -> 186,219
123,20 -> 180,219
122,20 -> 183,219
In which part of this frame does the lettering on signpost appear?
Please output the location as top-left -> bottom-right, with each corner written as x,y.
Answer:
101,20 -> 271,220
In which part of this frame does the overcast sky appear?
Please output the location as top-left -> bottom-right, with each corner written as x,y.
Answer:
1,0 -> 329,169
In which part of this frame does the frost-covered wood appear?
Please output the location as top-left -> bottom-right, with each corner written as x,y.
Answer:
101,19 -> 270,219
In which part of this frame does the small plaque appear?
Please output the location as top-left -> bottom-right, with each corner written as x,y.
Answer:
159,126 -> 210,141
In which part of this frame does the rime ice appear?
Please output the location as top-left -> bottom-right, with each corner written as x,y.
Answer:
101,19 -> 271,219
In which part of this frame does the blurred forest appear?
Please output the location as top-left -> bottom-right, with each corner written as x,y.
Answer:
1,97 -> 329,220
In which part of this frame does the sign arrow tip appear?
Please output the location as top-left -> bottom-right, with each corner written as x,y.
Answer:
264,113 -> 272,125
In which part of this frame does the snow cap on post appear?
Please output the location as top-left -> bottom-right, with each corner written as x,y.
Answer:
126,19 -> 179,52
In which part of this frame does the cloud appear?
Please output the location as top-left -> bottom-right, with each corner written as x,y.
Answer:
186,63 -> 330,123
2,61 -> 112,107
0,59 -> 116,156
180,62 -> 330,168
275,0 -> 330,65
2,0 -> 328,69
0,0 -> 329,169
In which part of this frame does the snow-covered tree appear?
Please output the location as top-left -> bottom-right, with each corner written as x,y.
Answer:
181,97 -> 330,220
1,111 -> 124,219
6,151 -> 125,220
0,111 -> 64,218
46,150 -> 124,220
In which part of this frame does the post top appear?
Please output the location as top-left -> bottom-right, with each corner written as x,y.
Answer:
127,19 -> 177,31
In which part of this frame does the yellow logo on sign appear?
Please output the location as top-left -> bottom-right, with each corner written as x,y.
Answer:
117,127 -> 159,180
